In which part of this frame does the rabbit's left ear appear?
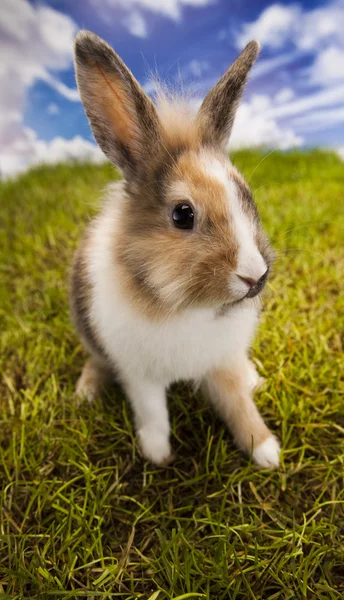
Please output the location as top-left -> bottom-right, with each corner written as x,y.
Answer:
74,31 -> 161,179
197,41 -> 260,148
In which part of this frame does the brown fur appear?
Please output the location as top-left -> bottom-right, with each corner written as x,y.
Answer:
74,30 -> 161,178
197,41 -> 260,146
70,237 -> 108,360
75,357 -> 111,402
157,94 -> 203,152
203,362 -> 272,453
93,66 -> 137,146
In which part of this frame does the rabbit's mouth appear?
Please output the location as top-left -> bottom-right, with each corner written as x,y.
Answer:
219,271 -> 268,314
217,292 -> 261,317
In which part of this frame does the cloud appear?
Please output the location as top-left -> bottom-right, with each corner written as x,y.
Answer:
1,129 -> 106,178
230,94 -> 303,151
290,106 -> 344,133
252,51 -> 300,79
296,2 -> 344,52
237,4 -> 300,50
237,1 -> 344,88
123,11 -> 147,37
237,1 -> 344,52
0,0 -> 81,177
309,46 -> 344,86
91,0 -> 215,33
0,0 -> 78,88
274,87 -> 295,104
40,72 -> 80,102
236,1 -> 344,139
267,84 -> 344,120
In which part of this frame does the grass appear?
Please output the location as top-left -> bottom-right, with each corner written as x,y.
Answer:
0,149 -> 343,599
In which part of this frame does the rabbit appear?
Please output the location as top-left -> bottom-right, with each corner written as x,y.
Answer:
70,30 -> 280,469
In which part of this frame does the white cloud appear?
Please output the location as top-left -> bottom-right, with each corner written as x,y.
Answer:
237,4 -> 300,50
267,84 -> 344,120
31,136 -> 106,167
310,46 -> 344,86
274,87 -> 295,104
123,11 -> 147,37
236,0 -> 344,138
91,0 -> 214,32
1,130 -> 106,178
0,0 -> 81,177
296,2 -> 344,51
252,51 -> 300,79
237,1 -> 344,88
40,72 -> 80,102
237,1 -> 344,52
290,106 -> 344,133
230,94 -> 303,150
47,103 -> 59,115
0,0 -> 77,88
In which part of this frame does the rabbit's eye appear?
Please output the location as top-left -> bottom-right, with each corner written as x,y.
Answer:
172,203 -> 194,230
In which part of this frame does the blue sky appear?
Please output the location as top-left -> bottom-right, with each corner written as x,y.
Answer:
1,0 -> 344,176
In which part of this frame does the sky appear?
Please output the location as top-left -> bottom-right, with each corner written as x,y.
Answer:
1,0 -> 344,177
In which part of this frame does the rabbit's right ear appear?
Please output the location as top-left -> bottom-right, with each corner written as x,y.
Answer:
196,41 -> 260,148
74,31 -> 161,179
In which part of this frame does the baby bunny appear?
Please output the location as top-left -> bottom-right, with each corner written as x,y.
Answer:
71,31 -> 280,469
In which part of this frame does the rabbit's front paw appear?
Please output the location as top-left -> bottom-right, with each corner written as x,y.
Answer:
138,426 -> 173,465
253,436 -> 280,469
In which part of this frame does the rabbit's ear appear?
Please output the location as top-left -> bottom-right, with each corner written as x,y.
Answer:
197,41 -> 260,148
75,31 -> 161,178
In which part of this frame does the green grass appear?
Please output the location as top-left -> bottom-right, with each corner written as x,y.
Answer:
0,150 -> 343,599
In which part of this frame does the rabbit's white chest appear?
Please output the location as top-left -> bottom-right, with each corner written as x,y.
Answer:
90,264 -> 258,384
102,303 -> 258,384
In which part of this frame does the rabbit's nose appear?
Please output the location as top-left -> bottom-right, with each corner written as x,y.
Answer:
237,267 -> 269,298
238,268 -> 269,289
238,275 -> 258,287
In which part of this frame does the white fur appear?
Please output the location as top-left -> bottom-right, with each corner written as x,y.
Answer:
125,378 -> 171,463
199,152 -> 228,183
253,436 -> 280,468
228,177 -> 267,296
85,184 -> 263,463
197,152 -> 267,299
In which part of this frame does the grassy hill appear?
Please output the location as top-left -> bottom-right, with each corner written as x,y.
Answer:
0,150 -> 343,599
